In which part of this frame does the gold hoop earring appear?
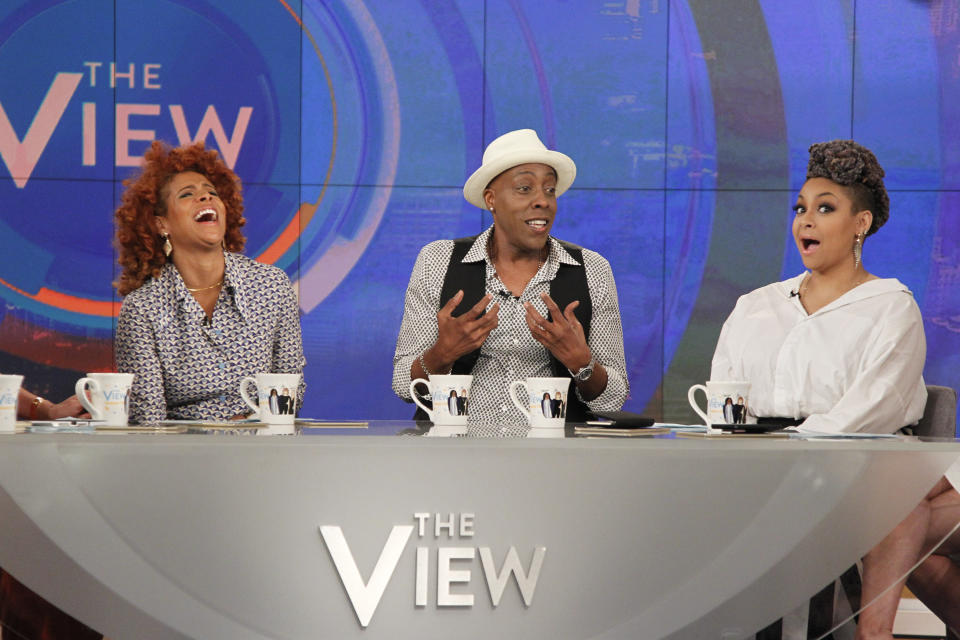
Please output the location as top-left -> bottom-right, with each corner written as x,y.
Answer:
853,232 -> 863,269
162,233 -> 173,258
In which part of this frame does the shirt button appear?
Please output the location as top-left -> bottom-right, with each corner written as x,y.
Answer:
219,395 -> 225,401
500,405 -> 508,412
219,362 -> 226,370
215,329 -> 222,337
512,338 -> 519,345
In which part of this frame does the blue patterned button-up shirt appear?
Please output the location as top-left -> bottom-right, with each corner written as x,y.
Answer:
115,252 -> 306,424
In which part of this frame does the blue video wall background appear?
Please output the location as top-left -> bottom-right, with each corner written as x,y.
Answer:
0,0 -> 958,430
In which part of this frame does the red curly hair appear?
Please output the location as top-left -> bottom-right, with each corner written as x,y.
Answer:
114,140 -> 246,295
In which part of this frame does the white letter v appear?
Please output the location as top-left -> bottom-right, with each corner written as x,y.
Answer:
319,525 -> 413,627
0,72 -> 82,188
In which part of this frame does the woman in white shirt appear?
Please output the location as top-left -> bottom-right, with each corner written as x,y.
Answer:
711,141 -> 926,433
711,140 -> 940,639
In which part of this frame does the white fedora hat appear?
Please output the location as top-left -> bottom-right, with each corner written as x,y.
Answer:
463,129 -> 576,209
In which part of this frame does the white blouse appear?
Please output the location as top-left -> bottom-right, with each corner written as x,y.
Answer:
711,273 -> 927,434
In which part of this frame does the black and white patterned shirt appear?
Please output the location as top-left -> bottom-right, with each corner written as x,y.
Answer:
115,252 -> 306,424
392,226 -> 628,436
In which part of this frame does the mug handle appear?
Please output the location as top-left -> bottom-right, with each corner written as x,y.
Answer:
687,384 -> 711,427
239,377 -> 260,414
409,378 -> 433,419
75,378 -> 104,420
508,381 -> 531,418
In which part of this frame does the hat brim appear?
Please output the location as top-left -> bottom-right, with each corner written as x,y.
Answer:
463,149 -> 577,209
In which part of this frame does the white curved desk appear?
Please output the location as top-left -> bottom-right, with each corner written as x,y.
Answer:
0,427 -> 957,640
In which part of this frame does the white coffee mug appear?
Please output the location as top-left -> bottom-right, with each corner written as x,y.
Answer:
0,374 -> 24,432
688,380 -> 752,429
509,377 -> 571,428
409,374 -> 473,426
76,373 -> 135,426
240,373 -> 301,425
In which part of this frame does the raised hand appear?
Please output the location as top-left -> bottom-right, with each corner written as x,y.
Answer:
524,293 -> 591,372
427,290 -> 500,372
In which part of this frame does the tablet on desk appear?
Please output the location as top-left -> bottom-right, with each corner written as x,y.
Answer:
585,410 -> 656,429
720,424 -> 790,434
721,417 -> 802,434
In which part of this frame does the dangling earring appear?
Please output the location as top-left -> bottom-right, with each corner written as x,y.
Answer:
162,233 -> 173,258
853,232 -> 863,269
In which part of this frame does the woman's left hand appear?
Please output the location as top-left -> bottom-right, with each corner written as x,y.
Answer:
524,293 -> 592,372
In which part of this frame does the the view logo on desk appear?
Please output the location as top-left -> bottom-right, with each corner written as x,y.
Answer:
319,512 -> 546,628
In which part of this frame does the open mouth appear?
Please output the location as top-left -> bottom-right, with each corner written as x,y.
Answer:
194,208 -> 218,223
801,238 -> 820,251
526,219 -> 548,230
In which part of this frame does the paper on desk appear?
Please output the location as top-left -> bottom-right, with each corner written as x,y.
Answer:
661,424 -> 707,432
295,419 -> 368,429
788,428 -> 900,440
574,426 -> 671,437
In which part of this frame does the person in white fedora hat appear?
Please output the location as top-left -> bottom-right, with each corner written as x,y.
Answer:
392,129 -> 628,436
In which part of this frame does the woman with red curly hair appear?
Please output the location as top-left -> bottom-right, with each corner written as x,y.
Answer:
114,140 -> 304,424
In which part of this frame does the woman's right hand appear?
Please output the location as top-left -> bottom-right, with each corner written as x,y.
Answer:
429,291 -> 499,371
46,395 -> 90,420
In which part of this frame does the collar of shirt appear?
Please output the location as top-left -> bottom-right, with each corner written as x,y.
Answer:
461,225 -> 582,288
160,251 -> 250,323
780,271 -> 914,317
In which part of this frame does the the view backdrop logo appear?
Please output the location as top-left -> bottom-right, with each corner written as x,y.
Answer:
0,65 -> 252,188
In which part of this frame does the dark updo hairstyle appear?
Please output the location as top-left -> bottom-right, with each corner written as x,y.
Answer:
805,140 -> 889,236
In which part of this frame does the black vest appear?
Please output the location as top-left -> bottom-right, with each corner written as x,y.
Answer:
414,235 -> 593,423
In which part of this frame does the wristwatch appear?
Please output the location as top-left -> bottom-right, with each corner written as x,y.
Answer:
569,360 -> 595,383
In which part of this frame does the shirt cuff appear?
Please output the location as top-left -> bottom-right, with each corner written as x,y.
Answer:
393,356 -> 417,400
582,368 -> 628,412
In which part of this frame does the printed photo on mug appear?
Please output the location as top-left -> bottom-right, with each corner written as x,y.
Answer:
436,386 -> 470,417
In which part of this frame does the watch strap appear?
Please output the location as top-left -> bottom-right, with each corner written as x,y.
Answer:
569,360 -> 595,382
